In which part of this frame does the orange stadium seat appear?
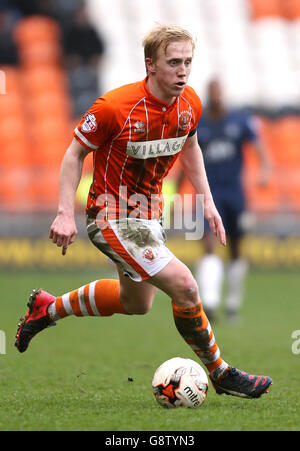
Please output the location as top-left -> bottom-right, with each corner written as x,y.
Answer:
284,180 -> 300,212
31,140 -> 67,168
0,168 -> 35,212
278,117 -> 300,212
14,16 -> 62,67
258,118 -> 299,169
21,66 -> 68,95
0,91 -> 30,169
0,125 -> 30,168
243,171 -> 282,213
0,67 -> 24,117
276,117 -> 300,164
0,90 -> 24,118
19,40 -> 62,68
0,171 -> 18,211
26,89 -> 71,119
280,0 -> 300,19
30,116 -> 71,167
243,116 -> 300,214
0,66 -> 19,92
243,137 -> 281,213
249,0 -> 282,19
251,118 -> 298,168
255,117 -> 275,150
0,17 -> 73,212
14,16 -> 61,47
29,167 -> 60,211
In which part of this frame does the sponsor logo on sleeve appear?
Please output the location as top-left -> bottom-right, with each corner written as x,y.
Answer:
82,113 -> 98,133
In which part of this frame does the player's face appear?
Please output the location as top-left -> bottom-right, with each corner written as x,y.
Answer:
146,40 -> 193,104
208,80 -> 223,110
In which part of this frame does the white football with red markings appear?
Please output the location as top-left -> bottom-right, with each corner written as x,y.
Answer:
152,357 -> 208,408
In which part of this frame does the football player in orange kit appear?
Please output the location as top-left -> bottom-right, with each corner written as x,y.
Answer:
15,24 -> 271,399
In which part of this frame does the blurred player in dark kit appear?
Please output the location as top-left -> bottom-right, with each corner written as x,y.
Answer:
196,79 -> 270,322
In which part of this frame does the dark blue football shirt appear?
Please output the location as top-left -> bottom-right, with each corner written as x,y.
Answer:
197,110 -> 258,191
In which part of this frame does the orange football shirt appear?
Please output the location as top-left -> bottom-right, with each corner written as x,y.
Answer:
74,77 -> 202,222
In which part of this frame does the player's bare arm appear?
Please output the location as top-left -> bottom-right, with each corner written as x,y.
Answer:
253,139 -> 271,187
49,138 -> 92,255
179,132 -> 226,246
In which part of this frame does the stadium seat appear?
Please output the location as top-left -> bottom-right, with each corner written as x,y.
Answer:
0,66 -> 19,92
19,41 -> 62,68
242,133 -> 283,213
22,67 -> 67,92
14,16 -> 62,68
244,175 -> 281,213
14,16 -> 61,47
259,117 -> 296,168
275,117 -> 300,164
249,0 -> 282,20
0,16 -> 75,213
281,0 -> 300,20
0,68 -> 30,169
243,116 -> 300,214
0,90 -> 23,118
243,144 -> 281,213
0,117 -> 30,168
27,89 -> 71,120
0,67 -> 24,116
29,167 -> 60,211
0,168 -> 35,212
284,178 -> 300,212
30,117 -> 71,167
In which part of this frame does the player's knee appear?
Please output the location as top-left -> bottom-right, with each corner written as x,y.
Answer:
172,274 -> 199,307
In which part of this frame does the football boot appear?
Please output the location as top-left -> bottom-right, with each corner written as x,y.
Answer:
15,289 -> 56,353
210,366 -> 272,399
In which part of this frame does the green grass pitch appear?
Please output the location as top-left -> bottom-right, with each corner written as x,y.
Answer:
0,268 -> 299,431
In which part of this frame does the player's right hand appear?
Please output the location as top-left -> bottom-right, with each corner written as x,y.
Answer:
49,213 -> 78,255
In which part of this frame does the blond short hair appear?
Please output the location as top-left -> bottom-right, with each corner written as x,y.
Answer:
142,23 -> 195,62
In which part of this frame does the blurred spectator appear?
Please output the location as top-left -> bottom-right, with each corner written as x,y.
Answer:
11,0 -> 56,17
61,4 -> 105,117
62,5 -> 105,67
0,9 -> 19,65
54,0 -> 86,26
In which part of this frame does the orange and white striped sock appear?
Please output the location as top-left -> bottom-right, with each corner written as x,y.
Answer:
172,301 -> 228,378
48,279 -> 129,320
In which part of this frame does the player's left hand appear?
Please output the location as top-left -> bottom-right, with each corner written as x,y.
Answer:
204,199 -> 226,246
258,164 -> 271,187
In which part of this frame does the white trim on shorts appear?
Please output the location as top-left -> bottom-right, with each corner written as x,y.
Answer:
87,217 -> 174,282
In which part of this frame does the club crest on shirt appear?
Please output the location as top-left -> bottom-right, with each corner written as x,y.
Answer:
142,247 -> 157,262
82,113 -> 97,133
179,110 -> 192,130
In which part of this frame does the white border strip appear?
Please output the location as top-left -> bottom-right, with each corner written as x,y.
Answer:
74,127 -> 99,150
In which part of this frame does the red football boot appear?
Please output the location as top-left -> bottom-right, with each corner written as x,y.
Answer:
15,289 -> 56,353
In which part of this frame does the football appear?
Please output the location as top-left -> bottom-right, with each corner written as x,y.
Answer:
152,357 -> 209,408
